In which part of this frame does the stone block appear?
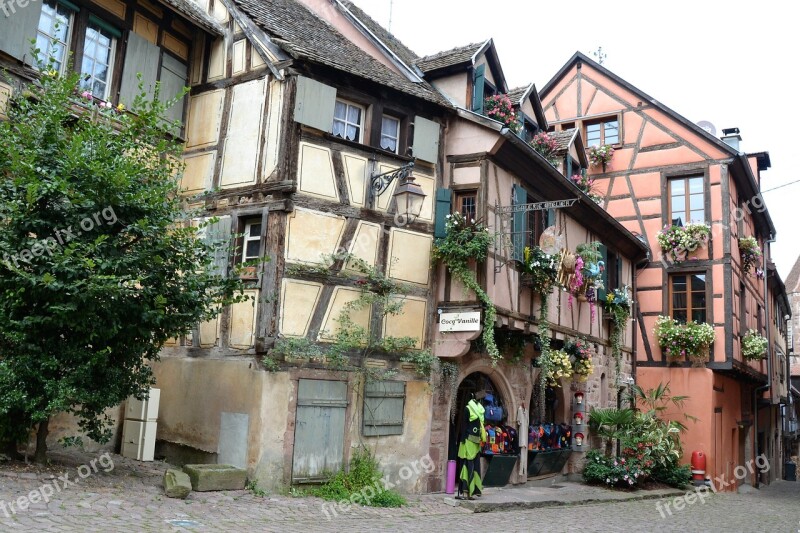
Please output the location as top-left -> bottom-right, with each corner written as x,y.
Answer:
183,464 -> 247,491
164,469 -> 192,499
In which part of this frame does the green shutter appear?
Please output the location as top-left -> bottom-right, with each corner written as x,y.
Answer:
158,53 -> 188,124
0,0 -> 44,64
412,116 -> 440,163
293,75 -> 336,132
119,31 -> 160,108
545,208 -> 555,227
512,185 -> 527,261
597,243 -> 609,302
472,64 -> 485,113
434,188 -> 451,239
362,381 -> 405,437
205,215 -> 231,278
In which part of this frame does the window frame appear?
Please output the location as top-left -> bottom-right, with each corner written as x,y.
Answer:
668,271 -> 709,324
36,0 -> 75,74
584,116 -> 620,147
379,114 -> 401,154
80,18 -> 117,100
240,218 -> 263,265
667,174 -> 706,227
454,190 -> 478,223
331,98 -> 366,143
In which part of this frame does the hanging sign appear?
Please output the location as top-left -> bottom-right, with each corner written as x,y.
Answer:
439,311 -> 481,332
495,198 -> 579,215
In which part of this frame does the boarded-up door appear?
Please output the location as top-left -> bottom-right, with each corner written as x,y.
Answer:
292,379 -> 348,483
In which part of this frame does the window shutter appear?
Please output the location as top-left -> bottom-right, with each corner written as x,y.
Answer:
119,31 -> 160,108
434,188 -> 451,239
205,215 -> 231,278
512,184 -> 527,261
545,208 -> 555,227
597,243 -> 609,302
0,0 -> 44,63
411,115 -> 440,163
293,75 -> 336,132
362,381 -> 405,437
158,53 -> 188,124
472,64 -> 485,113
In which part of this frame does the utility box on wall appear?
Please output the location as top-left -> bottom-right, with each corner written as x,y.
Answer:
121,388 -> 160,461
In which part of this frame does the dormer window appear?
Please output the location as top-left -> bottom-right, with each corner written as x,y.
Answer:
332,99 -> 364,142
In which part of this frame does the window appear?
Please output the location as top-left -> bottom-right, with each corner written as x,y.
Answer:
455,191 -> 477,222
332,99 -> 364,142
670,273 -> 706,323
241,220 -> 262,263
669,175 -> 704,226
36,0 -> 73,73
739,282 -> 747,333
585,117 -> 619,146
80,19 -> 116,100
362,381 -> 405,436
380,115 -> 400,153
528,207 -> 545,248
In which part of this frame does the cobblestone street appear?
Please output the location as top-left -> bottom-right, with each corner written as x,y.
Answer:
1,450 -> 799,532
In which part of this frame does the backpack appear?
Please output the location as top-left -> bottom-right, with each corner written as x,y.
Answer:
483,394 -> 505,423
484,425 -> 495,455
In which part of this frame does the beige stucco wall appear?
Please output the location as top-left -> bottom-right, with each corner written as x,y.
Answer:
432,73 -> 469,108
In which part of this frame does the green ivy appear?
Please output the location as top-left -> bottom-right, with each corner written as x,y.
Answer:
432,213 -> 500,364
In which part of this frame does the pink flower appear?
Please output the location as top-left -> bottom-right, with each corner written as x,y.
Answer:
81,91 -> 93,100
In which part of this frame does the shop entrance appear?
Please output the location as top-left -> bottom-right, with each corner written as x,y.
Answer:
448,372 -> 504,462
527,380 -> 573,477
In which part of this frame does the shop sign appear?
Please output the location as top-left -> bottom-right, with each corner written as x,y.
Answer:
439,311 -> 481,332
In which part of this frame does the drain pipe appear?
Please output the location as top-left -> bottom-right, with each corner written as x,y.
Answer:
753,234 -> 775,488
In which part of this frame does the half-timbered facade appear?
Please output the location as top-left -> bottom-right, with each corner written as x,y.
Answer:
541,52 -> 784,489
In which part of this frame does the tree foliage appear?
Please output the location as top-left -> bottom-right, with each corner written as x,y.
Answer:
0,67 -> 249,458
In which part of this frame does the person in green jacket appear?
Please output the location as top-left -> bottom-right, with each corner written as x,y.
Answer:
456,398 -> 485,499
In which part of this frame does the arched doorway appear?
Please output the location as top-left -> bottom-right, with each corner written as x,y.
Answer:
447,372 -> 506,462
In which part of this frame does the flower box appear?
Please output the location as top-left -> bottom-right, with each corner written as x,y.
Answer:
654,316 -> 715,365
657,223 -> 711,263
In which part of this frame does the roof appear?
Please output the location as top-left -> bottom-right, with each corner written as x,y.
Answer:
338,1 -> 418,67
507,84 -> 532,104
786,254 -> 800,293
416,41 -> 487,73
159,0 -> 224,35
231,0 -> 450,107
550,129 -> 576,153
541,51 -> 776,239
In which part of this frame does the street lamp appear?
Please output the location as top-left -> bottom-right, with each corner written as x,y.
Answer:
370,161 -> 426,223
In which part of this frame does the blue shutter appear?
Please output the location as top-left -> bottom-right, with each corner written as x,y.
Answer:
512,185 -> 527,261
472,64 -> 485,113
597,243 -> 609,302
204,215 -> 231,278
362,381 -> 406,437
546,208 -> 555,227
434,188 -> 451,239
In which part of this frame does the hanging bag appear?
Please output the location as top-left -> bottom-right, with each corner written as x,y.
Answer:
482,393 -> 505,423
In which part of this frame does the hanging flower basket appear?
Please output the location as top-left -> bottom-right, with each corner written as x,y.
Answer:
588,144 -> 614,167
520,246 -> 560,294
738,236 -> 762,275
741,329 -> 768,361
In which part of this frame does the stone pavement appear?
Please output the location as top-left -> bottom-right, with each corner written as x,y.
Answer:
1,448 -> 799,532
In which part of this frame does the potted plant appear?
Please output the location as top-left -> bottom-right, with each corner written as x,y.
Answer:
656,222 -> 711,263
569,172 -> 603,204
654,316 -> 716,366
741,329 -> 768,361
547,349 -> 574,386
738,236 -> 762,275
588,144 -> 614,168
520,245 -> 560,294
484,94 -> 521,134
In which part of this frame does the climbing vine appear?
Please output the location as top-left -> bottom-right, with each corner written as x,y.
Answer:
432,213 -> 500,364
602,286 -> 632,386
535,292 -> 553,421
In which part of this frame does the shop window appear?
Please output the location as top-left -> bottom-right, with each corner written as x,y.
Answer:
362,381 -> 405,436
36,0 -> 74,74
585,117 -> 619,147
668,175 -> 705,226
332,99 -> 364,142
379,115 -> 400,153
670,273 -> 706,323
455,190 -> 477,222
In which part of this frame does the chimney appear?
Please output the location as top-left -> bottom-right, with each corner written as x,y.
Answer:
721,127 -> 741,151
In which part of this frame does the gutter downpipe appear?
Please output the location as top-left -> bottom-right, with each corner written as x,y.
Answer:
753,234 -> 775,488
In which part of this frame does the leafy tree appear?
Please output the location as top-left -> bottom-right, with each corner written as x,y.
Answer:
0,66 -> 249,461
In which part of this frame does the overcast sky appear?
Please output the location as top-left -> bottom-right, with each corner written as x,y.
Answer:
351,0 -> 800,279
